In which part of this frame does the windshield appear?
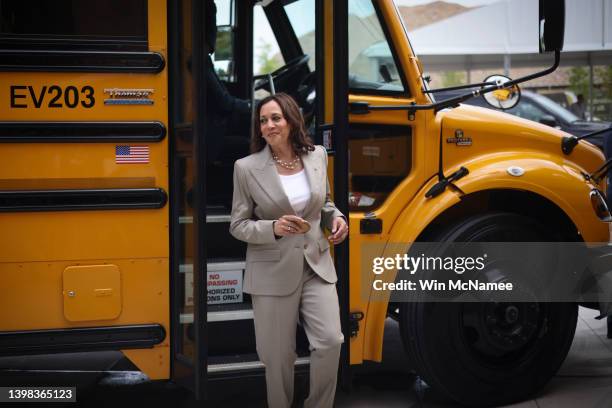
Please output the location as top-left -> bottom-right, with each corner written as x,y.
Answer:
529,92 -> 580,123
347,0 -> 406,94
284,0 -> 315,71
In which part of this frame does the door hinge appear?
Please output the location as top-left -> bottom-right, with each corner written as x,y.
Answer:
349,311 -> 364,337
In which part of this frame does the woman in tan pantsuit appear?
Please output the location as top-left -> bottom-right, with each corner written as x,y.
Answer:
230,93 -> 348,408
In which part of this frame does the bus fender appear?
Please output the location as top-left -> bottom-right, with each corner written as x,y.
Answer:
361,156 -> 608,362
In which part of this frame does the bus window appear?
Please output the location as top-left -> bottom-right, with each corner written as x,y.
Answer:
252,1 -> 315,127
213,0 -> 236,82
347,0 -> 407,95
252,4 -> 285,79
348,125 -> 412,212
347,0 -> 412,212
284,0 -> 315,72
0,0 -> 147,51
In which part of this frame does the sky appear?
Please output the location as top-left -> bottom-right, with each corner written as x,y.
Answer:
394,0 -> 499,6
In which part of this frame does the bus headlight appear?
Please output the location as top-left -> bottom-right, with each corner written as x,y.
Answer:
590,188 -> 612,222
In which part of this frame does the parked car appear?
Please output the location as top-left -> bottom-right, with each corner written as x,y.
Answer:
434,89 -> 612,149
537,89 -> 576,109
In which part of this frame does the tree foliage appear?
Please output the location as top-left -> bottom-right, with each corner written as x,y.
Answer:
441,70 -> 466,87
598,66 -> 612,99
255,41 -> 283,75
568,66 -> 589,98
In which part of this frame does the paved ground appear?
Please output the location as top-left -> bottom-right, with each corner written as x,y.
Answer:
199,308 -> 612,407
1,308 -> 611,407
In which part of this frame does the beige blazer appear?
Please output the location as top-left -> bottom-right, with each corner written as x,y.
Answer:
230,145 -> 344,296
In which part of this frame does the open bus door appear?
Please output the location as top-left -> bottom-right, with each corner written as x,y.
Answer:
168,0 -> 349,400
326,0 -> 351,388
168,0 -> 210,399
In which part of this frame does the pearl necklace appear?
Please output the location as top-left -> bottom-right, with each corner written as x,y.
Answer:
272,152 -> 301,170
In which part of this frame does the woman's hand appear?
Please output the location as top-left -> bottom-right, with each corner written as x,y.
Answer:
274,215 -> 307,237
328,216 -> 348,245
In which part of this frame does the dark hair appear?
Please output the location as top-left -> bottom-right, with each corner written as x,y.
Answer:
250,93 -> 315,155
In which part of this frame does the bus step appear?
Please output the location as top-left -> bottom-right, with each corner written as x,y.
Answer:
180,303 -> 253,324
180,205 -> 231,224
179,214 -> 232,224
208,354 -> 310,374
179,259 -> 246,274
208,303 -> 253,322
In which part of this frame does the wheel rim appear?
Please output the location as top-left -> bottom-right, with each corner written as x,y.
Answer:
461,301 -> 546,364
444,216 -> 554,366
457,257 -> 550,366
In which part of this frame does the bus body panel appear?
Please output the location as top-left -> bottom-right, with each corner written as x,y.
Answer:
0,0 -> 171,379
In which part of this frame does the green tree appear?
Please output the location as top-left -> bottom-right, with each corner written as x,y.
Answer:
255,41 -> 283,75
568,66 -> 589,98
214,29 -> 232,61
441,70 -> 466,87
598,66 -> 612,99
596,66 -> 612,121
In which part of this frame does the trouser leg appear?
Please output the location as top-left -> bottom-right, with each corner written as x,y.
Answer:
251,286 -> 301,408
300,265 -> 344,408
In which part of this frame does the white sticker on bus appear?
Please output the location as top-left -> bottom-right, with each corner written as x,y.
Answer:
184,269 -> 244,306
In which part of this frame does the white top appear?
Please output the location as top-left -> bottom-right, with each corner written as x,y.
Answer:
279,170 -> 311,217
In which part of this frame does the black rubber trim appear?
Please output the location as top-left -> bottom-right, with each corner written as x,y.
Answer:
0,324 -> 166,356
360,218 -> 383,234
0,50 -> 165,73
0,122 -> 166,143
0,188 -> 168,212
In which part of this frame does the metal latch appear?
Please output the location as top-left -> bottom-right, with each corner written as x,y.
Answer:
349,311 -> 364,337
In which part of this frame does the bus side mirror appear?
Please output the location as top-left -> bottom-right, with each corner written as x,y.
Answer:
539,0 -> 565,53
482,75 -> 521,110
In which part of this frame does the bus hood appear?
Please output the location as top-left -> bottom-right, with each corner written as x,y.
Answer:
437,104 -> 605,176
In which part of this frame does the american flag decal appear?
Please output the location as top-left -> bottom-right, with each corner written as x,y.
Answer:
115,145 -> 150,164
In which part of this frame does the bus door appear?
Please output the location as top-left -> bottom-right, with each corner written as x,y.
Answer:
168,0 -> 212,399
319,0 -> 351,383
168,0 -> 348,399
344,0 -> 427,364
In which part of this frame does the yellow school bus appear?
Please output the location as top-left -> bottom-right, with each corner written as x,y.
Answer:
0,0 -> 608,405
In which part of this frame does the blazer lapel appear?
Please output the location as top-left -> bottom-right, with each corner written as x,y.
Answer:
301,148 -> 324,218
251,146 -> 295,215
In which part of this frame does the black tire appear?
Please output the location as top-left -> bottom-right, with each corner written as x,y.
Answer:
399,212 -> 578,407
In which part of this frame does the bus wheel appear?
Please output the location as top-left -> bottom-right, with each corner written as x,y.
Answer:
399,212 -> 578,407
